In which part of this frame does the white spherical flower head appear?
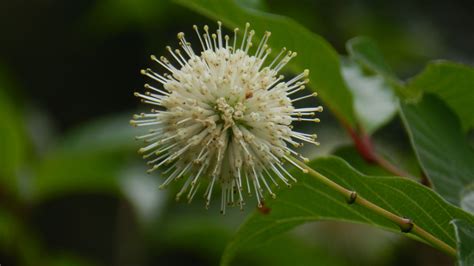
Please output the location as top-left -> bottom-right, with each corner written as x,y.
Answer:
131,22 -> 323,214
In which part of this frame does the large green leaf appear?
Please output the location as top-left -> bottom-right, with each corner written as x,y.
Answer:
400,95 -> 474,205
408,61 -> 474,131
174,0 -> 356,126
452,219 -> 474,266
221,156 -> 474,265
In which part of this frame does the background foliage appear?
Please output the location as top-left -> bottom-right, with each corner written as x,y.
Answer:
0,0 -> 473,265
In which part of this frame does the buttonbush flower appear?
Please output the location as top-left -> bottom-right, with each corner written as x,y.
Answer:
131,22 -> 322,213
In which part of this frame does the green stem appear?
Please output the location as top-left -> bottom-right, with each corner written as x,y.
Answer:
293,159 -> 456,257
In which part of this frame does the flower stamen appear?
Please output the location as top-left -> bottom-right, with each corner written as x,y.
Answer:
132,22 -> 322,213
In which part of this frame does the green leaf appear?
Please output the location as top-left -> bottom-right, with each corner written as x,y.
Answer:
56,113 -> 137,154
175,0 -> 356,126
33,152 -> 124,200
334,142 -> 422,181
346,36 -> 394,78
333,146 -> 391,176
237,0 -> 268,10
32,114 -> 138,201
342,37 -> 401,133
400,95 -> 474,205
408,61 -> 474,131
345,36 -> 419,101
341,59 -> 397,134
452,219 -> 474,266
0,67 -> 28,196
221,157 -> 474,265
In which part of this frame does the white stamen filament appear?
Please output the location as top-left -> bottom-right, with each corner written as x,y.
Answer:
132,22 -> 321,213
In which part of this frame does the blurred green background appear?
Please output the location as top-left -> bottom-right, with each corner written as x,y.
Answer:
0,0 -> 472,265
